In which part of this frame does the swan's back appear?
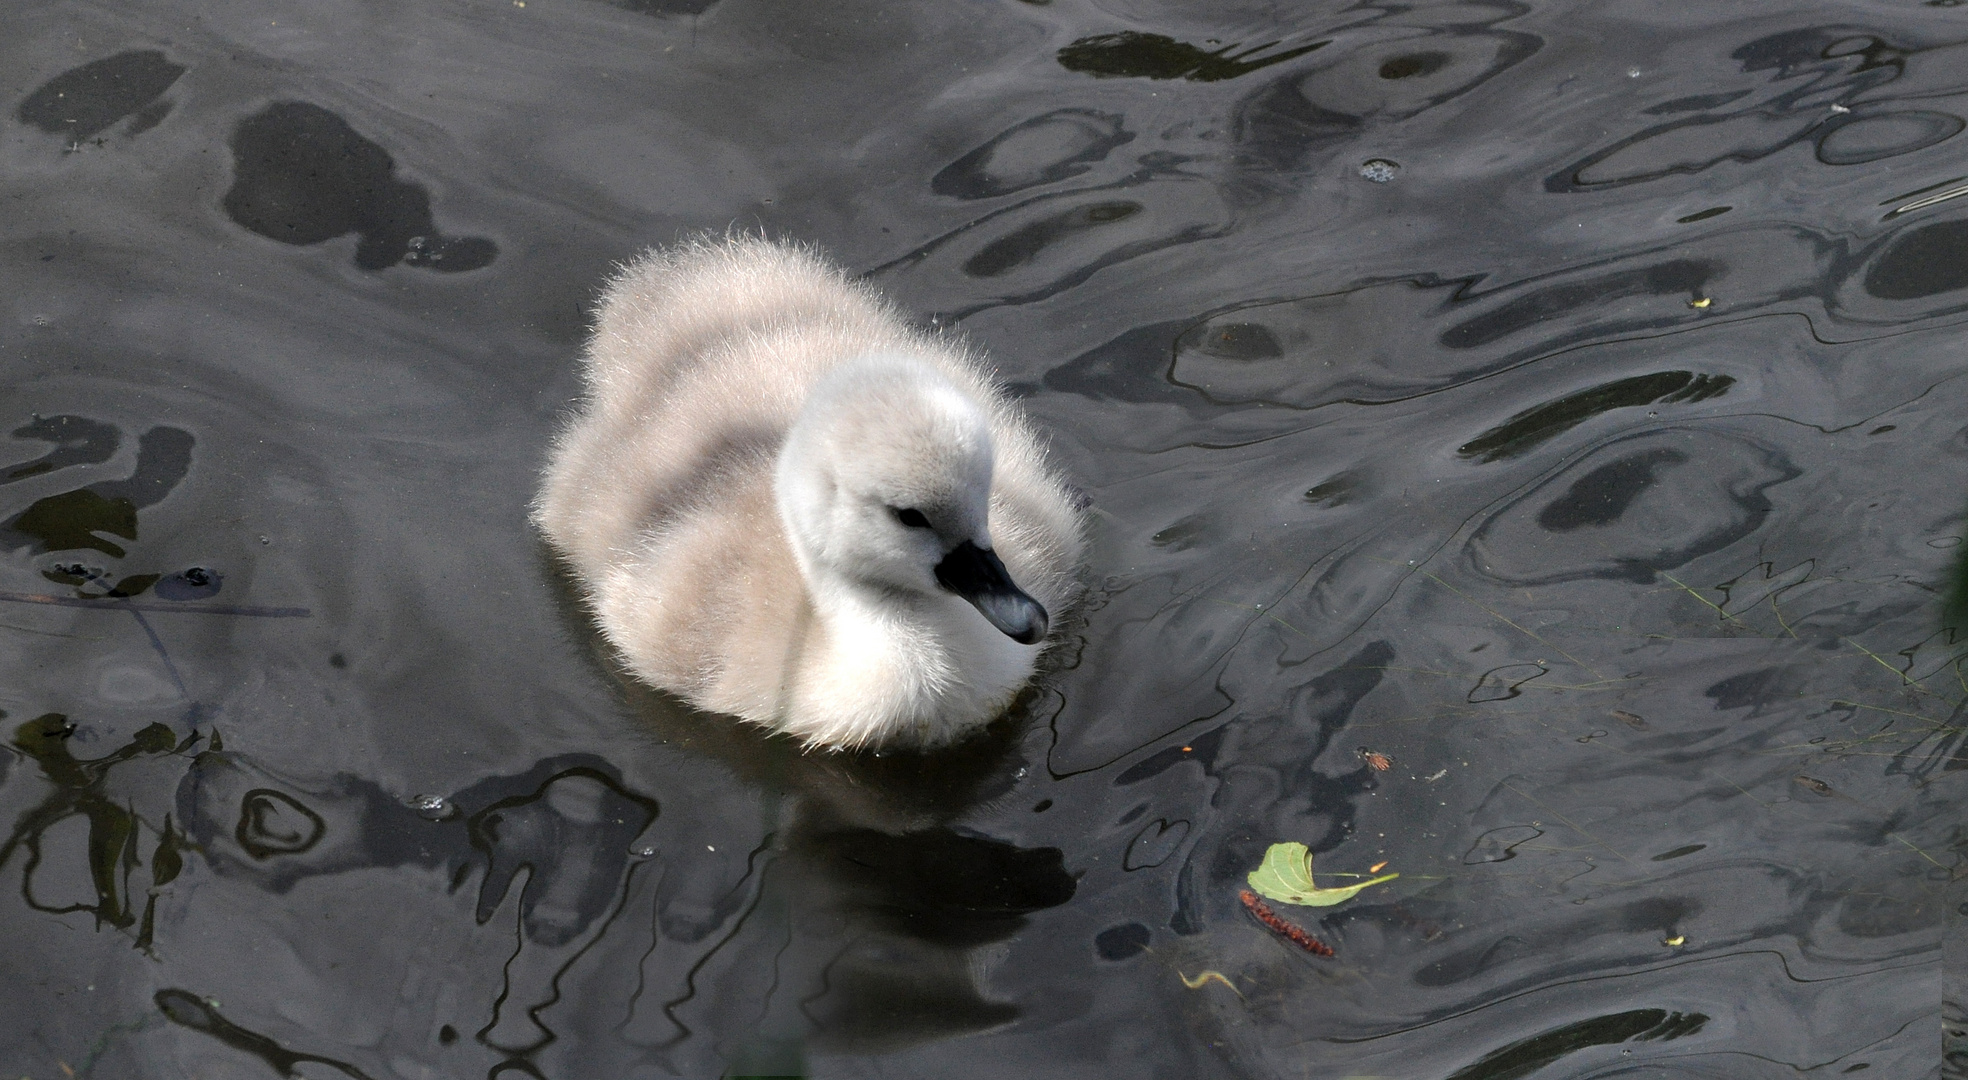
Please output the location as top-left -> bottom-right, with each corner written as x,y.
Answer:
534,237 -> 1084,747
538,240 -> 898,573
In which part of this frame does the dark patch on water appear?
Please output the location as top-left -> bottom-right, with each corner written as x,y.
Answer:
962,201 -> 1141,277
1379,52 -> 1449,80
1,426 -> 192,556
1303,473 -> 1355,506
18,50 -> 184,144
1537,449 -> 1688,532
1703,666 -> 1794,713
1618,896 -> 1696,932
8,490 -> 138,557
811,827 -> 1073,948
223,102 -> 497,272
1149,513 -> 1210,551
1093,921 -> 1151,960
933,110 -> 1132,200
1043,321 -> 1202,406
2,416 -> 120,482
607,0 -> 720,14
1444,1009 -> 1707,1080
1459,372 -> 1733,462
1057,32 -> 1326,82
87,427 -> 194,510
1645,90 -> 1752,114
1114,724 -> 1228,786
1864,219 -> 1968,299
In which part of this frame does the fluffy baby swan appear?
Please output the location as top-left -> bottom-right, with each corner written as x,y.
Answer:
535,237 -> 1084,750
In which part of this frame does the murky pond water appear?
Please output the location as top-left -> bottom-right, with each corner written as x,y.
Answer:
4,1 -> 1966,1076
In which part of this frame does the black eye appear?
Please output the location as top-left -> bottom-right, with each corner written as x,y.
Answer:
892,507 -> 931,529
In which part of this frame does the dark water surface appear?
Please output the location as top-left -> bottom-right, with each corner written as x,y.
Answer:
3,1 -> 1966,1076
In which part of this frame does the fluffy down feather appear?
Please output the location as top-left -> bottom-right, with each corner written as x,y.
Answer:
534,237 -> 1084,749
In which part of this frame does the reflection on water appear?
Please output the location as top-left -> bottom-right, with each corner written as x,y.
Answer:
1056,33 -> 1329,84
225,103 -> 498,273
3,423 -> 191,559
15,50 -> 184,147
1442,1008 -> 1709,1080
2,0 -> 1965,1077
155,989 -> 376,1080
1456,371 -> 1734,463
1,713 -> 191,950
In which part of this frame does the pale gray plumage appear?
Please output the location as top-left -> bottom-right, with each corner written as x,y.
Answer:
534,237 -> 1085,750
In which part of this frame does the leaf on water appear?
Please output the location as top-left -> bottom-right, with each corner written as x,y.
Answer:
1246,842 -> 1399,907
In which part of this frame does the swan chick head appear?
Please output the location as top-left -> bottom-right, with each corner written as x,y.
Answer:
775,354 -> 1049,644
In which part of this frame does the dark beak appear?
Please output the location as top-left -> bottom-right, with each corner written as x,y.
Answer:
934,540 -> 1049,645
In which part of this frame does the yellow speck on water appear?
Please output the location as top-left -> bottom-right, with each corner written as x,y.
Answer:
1689,297 -> 1711,308
1663,934 -> 1685,946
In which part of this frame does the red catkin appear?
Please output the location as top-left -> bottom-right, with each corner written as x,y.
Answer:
1240,890 -> 1335,957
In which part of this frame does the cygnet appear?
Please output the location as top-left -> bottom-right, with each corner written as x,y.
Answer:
534,237 -> 1085,750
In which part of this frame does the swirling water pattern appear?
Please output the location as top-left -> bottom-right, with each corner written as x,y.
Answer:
1,1 -> 1964,1077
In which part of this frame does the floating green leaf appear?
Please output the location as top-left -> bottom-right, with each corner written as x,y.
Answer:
1247,842 -> 1399,907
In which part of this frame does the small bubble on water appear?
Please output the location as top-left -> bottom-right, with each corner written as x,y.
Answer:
1359,158 -> 1400,183
410,793 -> 457,820
1627,66 -> 1642,78
258,535 -> 271,545
630,844 -> 657,858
